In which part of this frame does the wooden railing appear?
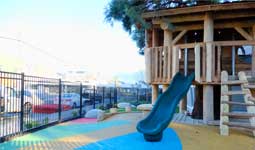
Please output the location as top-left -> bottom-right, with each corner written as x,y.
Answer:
145,46 -> 172,84
145,40 -> 255,85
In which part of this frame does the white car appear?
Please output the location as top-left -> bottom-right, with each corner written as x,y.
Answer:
53,93 -> 86,108
0,86 -> 43,113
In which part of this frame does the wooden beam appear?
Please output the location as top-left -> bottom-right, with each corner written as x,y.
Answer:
234,27 -> 253,41
163,30 -> 173,81
211,40 -> 255,46
172,30 -> 187,45
152,9 -> 255,24
153,20 -> 255,32
142,2 -> 255,18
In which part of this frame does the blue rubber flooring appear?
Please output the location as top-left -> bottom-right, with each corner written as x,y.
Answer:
0,120 -> 130,150
76,128 -> 182,150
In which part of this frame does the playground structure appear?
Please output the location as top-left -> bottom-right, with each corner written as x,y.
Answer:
142,2 -> 255,136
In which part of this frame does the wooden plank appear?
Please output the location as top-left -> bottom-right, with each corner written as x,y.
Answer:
172,30 -> 187,45
212,40 -> 255,46
144,48 -> 152,83
202,45 -> 206,81
152,10 -> 255,24
234,27 -> 253,41
229,126 -> 255,133
152,20 -> 255,32
168,46 -> 172,81
221,101 -> 255,106
163,46 -> 168,82
172,46 -> 179,77
175,42 -> 204,49
155,47 -> 159,82
248,97 -> 255,103
221,90 -> 248,96
151,48 -> 155,82
221,80 -> 248,85
194,44 -> 201,82
142,2 -> 255,18
212,44 -> 216,81
221,112 -> 255,118
223,122 -> 255,130
159,47 -> 163,82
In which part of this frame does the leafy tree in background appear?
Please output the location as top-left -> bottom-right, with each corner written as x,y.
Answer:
104,0 -> 237,55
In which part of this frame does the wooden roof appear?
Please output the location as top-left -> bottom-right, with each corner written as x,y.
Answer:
142,2 -> 255,19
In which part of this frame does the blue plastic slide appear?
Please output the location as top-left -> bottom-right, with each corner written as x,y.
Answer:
136,72 -> 195,142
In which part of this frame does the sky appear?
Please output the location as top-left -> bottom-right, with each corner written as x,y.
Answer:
0,0 -> 145,80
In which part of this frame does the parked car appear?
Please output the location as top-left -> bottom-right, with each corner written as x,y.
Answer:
0,86 -> 43,114
53,93 -> 88,108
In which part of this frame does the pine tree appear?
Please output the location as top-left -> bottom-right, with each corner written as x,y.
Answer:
104,0 -> 231,55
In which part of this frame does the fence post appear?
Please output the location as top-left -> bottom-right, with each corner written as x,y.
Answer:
93,85 -> 96,109
114,87 -> 117,105
109,88 -> 112,106
145,88 -> 147,102
20,73 -> 25,133
102,87 -> 105,107
79,83 -> 83,117
137,88 -> 139,103
58,79 -> 62,122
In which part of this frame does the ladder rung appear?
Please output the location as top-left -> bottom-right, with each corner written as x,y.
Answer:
244,85 -> 255,89
221,112 -> 255,118
229,126 -> 254,133
221,91 -> 248,96
221,101 -> 255,106
248,97 -> 255,103
223,122 -> 255,130
221,80 -> 247,85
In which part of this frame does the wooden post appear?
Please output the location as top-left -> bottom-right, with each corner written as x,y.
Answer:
204,12 -> 214,82
145,30 -> 152,83
252,25 -> 255,73
152,84 -> 159,105
151,28 -> 159,105
203,12 -> 214,124
163,29 -> 173,85
220,71 -> 229,136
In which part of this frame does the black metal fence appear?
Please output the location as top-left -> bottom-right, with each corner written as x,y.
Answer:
0,71 -> 151,141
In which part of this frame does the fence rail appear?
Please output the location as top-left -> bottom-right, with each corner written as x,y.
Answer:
0,71 -> 151,142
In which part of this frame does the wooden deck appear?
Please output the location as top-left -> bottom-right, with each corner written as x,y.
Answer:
172,113 -> 204,125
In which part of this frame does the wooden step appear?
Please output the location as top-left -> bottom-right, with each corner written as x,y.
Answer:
221,112 -> 255,118
221,80 -> 247,85
229,126 -> 255,133
223,122 -> 255,130
243,85 -> 255,89
248,97 -> 255,103
221,101 -> 255,106
221,90 -> 248,96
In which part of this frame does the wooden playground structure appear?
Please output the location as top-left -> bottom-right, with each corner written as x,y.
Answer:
142,2 -> 255,136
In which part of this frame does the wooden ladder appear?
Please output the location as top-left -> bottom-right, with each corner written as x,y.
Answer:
220,71 -> 255,137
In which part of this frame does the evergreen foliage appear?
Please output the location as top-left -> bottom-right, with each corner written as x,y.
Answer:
104,0 -> 238,55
